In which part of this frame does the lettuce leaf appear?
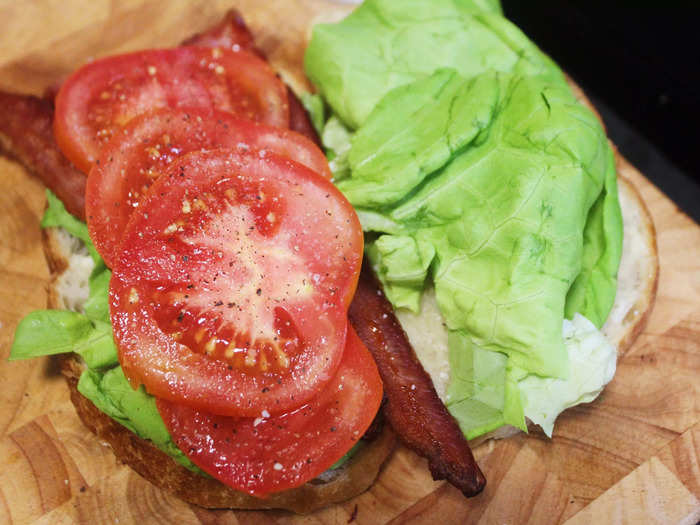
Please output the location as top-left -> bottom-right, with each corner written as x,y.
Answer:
78,367 -> 201,472
446,330 -> 526,439
321,115 -> 353,181
305,0 -> 623,439
41,190 -> 99,263
10,310 -> 118,369
300,92 -> 326,138
339,69 -> 498,207
305,0 -> 563,129
565,150 -> 623,328
353,71 -> 612,380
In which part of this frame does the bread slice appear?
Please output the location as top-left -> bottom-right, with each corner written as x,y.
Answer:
43,226 -> 396,514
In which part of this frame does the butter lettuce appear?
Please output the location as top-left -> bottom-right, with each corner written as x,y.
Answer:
306,0 -> 623,439
354,71 -> 612,380
305,0 -> 562,129
41,190 -> 99,263
565,155 -> 623,328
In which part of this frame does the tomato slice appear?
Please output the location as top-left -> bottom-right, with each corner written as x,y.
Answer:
110,148 -> 363,417
156,326 -> 383,496
54,47 -> 289,174
86,108 -> 331,268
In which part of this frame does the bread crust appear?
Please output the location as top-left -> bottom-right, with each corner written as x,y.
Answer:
613,172 -> 659,355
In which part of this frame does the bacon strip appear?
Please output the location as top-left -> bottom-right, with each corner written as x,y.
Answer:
348,263 -> 486,497
184,9 -> 321,145
0,91 -> 86,220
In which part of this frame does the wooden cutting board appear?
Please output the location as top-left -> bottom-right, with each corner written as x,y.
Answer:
0,1 -> 698,523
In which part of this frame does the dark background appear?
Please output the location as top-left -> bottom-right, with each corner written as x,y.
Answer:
501,2 -> 700,222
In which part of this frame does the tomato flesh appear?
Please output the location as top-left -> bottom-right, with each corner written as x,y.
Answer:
156,326 -> 382,496
110,148 -> 363,417
54,47 -> 289,174
86,108 -> 331,268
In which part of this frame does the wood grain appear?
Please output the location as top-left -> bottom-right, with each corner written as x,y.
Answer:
0,1 -> 698,523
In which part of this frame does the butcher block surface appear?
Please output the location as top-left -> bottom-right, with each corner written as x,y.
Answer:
0,1 -> 698,523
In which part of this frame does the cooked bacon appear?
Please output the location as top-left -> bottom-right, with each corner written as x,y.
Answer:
348,263 -> 486,497
0,91 -> 86,220
184,9 -> 321,145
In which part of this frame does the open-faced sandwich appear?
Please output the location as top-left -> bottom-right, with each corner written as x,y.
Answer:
4,0 -> 658,514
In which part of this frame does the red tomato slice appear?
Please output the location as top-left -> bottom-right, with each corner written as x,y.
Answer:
86,108 -> 331,269
54,47 -> 289,174
110,148 -> 363,417
156,326 -> 383,496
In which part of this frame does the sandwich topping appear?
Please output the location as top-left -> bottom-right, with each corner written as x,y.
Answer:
157,326 -> 382,496
86,108 -> 330,268
110,148 -> 363,418
53,46 -> 289,173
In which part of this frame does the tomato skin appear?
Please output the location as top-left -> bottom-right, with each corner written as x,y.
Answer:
86,108 -> 331,268
156,326 -> 383,496
54,47 -> 289,174
110,148 -> 363,417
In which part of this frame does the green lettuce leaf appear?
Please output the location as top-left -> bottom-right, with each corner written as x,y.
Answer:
321,115 -> 353,181
41,190 -> 99,263
78,367 -> 201,472
446,330 -> 526,439
367,233 -> 435,312
84,265 -> 111,323
10,192 -> 199,470
564,149 -> 623,328
356,72 -> 612,379
10,310 -> 118,369
339,69 -> 498,207
305,0 -> 563,129
301,92 -> 326,138
305,0 -> 623,439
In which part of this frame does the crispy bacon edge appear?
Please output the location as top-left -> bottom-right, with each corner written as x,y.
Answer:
349,263 -> 486,496
0,8 -> 485,497
0,91 -> 86,220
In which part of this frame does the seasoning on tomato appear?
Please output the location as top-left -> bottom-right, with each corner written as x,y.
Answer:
86,108 -> 331,268
156,326 -> 383,496
109,148 -> 363,417
54,46 -> 289,174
